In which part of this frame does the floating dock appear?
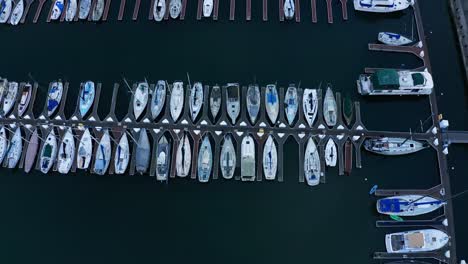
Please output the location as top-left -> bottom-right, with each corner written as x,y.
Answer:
213,0 -> 219,20
326,0 -> 333,23
32,0 -> 46,23
311,0 -> 317,23
197,0 -> 203,20
279,0 -> 284,21
229,0 -> 235,21
246,0 -> 251,21
340,0 -> 348,20
103,0 -> 112,20
118,0 -> 126,20
181,0 -> 187,20
21,0 -> 34,24
295,0 -> 300,22
133,0 -> 141,20
263,0 -> 268,21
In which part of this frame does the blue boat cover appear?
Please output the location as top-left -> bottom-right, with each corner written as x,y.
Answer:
378,198 -> 402,213
48,100 -> 59,111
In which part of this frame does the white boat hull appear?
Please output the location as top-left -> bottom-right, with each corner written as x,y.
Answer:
303,89 -> 318,127
9,0 -> 24,25
65,0 -> 77,21
385,229 -> 448,253
153,0 -> 166,21
325,138 -> 337,167
114,133 -> 130,174
170,81 -> 184,122
304,137 -> 320,186
203,0 -> 213,17
77,129 -> 93,169
263,135 -> 277,180
57,129 -> 75,174
176,134 -> 191,177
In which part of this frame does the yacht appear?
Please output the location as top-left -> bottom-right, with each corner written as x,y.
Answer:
284,0 -> 294,19
263,135 -> 277,180
91,0 -> 104,21
241,135 -> 255,181
325,138 -> 337,167
6,127 -> 22,168
153,0 -> 166,21
246,84 -> 260,125
135,129 -> 151,175
176,132 -> 191,177
197,136 -> 212,183
51,0 -> 64,20
377,195 -> 444,216
114,133 -> 130,174
169,0 -> 181,19
9,0 -> 23,25
47,81 -> 63,117
151,80 -> 166,120
209,85 -> 221,120
203,0 -> 213,17
190,82 -> 204,122
303,88 -> 318,127
24,128 -> 39,173
17,83 -> 32,117
76,128 -> 93,169
364,137 -> 426,155
304,137 -> 320,186
133,82 -> 149,120
156,134 -> 171,181
385,229 -> 449,253
323,85 -> 337,127
65,0 -> 77,21
226,83 -> 240,124
2,81 -> 18,117
0,0 -> 12,24
357,69 -> 433,95
78,0 -> 91,19
353,0 -> 414,13
40,129 -> 58,174
220,134 -> 236,179
170,81 -> 184,122
265,84 -> 279,124
0,126 -> 8,164
284,85 -> 298,126
79,81 -> 95,118
378,32 -> 413,46
57,128 -> 75,174
94,130 -> 111,175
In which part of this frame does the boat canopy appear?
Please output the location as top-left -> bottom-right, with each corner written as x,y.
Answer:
371,69 -> 399,89
43,145 -> 52,158
411,73 -> 425,86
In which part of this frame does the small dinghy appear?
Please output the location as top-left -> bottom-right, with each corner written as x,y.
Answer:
156,134 -> 171,181
91,0 -> 104,21
57,128 -> 75,174
169,0 -> 181,18
209,85 -> 221,120
197,136 -> 212,183
150,80 -> 166,120
364,137 -> 427,156
263,135 -> 277,180
2,81 -> 18,117
94,130 -> 111,175
0,0 -> 12,23
220,134 -> 236,179
246,84 -> 260,125
377,195 -> 444,216
153,0 -> 166,21
9,0 -> 24,25
284,0 -> 294,20
0,126 -> 8,164
265,84 -> 279,124
323,85 -> 337,127
47,81 -> 63,117
303,88 -> 318,127
24,128 -> 39,173
189,82 -> 204,122
241,135 -> 255,181
324,138 -> 337,167
79,81 -> 95,118
133,82 -> 149,121
226,83 -> 240,124
78,0 -> 91,19
17,83 -> 32,117
176,132 -> 191,177
378,32 -> 413,46
385,229 -> 449,253
6,127 -> 22,168
284,85 -> 298,126
304,136 -> 320,186
40,129 -> 58,174
76,128 -> 93,169
50,0 -> 64,20
135,129 -> 151,175
203,0 -> 213,17
170,81 -> 184,122
65,0 -> 77,21
114,133 -> 130,174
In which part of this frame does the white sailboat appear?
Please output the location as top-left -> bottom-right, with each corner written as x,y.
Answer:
226,83 -> 240,124
284,85 -> 298,126
324,138 -> 337,167
94,130 -> 111,175
65,0 -> 77,21
9,0 -> 24,25
283,0 -> 294,20
0,126 -> 8,164
79,81 -> 95,118
197,136 -> 212,183
220,134 -> 236,179
76,128 -> 93,169
153,0 -> 166,21
189,82 -> 203,122
78,0 -> 91,19
51,0 -> 64,20
246,84 -> 260,125
17,83 -> 32,117
114,133 -> 130,174
304,137 -> 321,186
6,127 -> 22,168
303,88 -> 318,127
323,86 -> 337,127
2,81 -> 18,117
377,195 -> 444,216
241,135 -> 255,181
354,0 -> 414,13
156,134 -> 171,181
47,81 -> 63,117
263,135 -> 277,180
170,81 -> 184,122
0,0 -> 12,23
385,229 -> 449,253
203,0 -> 213,17
40,129 -> 58,174
151,80 -> 166,120
176,133 -> 191,177
265,84 -> 279,124
57,128 -> 75,174
169,0 -> 181,19
91,0 -> 104,21
364,137 -> 426,155
133,82 -> 149,120
209,85 -> 221,120
378,32 -> 413,46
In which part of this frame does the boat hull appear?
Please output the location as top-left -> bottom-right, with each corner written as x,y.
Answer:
57,130 -> 75,174
220,135 -> 236,179
24,129 -> 39,173
114,133 -> 130,174
197,137 -> 212,183
265,85 -> 279,124
385,229 -> 448,253
263,136 -> 277,180
377,195 -> 444,216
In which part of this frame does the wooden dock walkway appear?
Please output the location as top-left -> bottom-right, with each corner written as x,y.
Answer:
103,0 -> 112,21
133,0 -> 141,20
60,0 -> 69,21
326,0 -> 333,23
213,0 -> 219,20
148,0 -> 155,19
279,0 -> 284,21
197,0 -> 203,20
88,0 -> 97,21
295,0 -> 300,22
229,0 -> 235,20
311,0 -> 316,23
181,0 -> 187,19
246,0 -> 251,21
46,0 -> 56,22
118,0 -> 126,20
263,0 -> 267,21
340,0 -> 348,20
164,0 -> 170,19
21,0 -> 34,24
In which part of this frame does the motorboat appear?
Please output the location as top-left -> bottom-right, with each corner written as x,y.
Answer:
190,82 -> 204,122
153,0 -> 166,21
94,129 -> 111,175
24,128 -> 39,173
151,80 -> 166,120
40,129 -> 58,174
156,134 -> 171,181
284,85 -> 298,126
0,126 -> 8,164
6,127 -> 22,168
385,229 -> 449,253
76,128 -> 93,169
65,0 -> 77,21
176,132 -> 191,177
377,195 -> 445,216
378,32 -> 413,46
9,0 -> 23,25
169,0 -> 181,19
226,83 -> 240,124
17,83 -> 32,117
209,85 -> 221,120
263,135 -> 277,180
203,0 -> 213,17
246,84 -> 260,125
284,0 -> 294,20
91,0 -> 104,21
2,81 -> 18,117
114,132 -> 130,174
357,68 -> 433,95
170,81 -> 184,122
133,82 -> 149,120
57,128 -> 75,174
197,136 -> 212,183
325,138 -> 337,167
323,85 -> 337,127
241,135 -> 255,181
343,95 -> 354,126
220,134 -> 236,179
79,81 -> 95,118
303,88 -> 318,127
304,136 -> 320,186
265,84 -> 279,124
354,0 -> 413,13
0,0 -> 12,23
51,0 -> 64,20
135,129 -> 151,174
47,81 -> 63,117
364,137 -> 427,155
78,0 -> 91,19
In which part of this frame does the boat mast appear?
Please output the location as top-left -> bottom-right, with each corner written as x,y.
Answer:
121,76 -> 135,96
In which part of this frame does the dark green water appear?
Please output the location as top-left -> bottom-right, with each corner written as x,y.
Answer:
0,0 -> 467,263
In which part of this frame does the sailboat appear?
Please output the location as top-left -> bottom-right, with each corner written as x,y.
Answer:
263,135 -> 277,180
6,127 -> 22,168
0,0 -> 12,23
226,83 -> 240,124
79,81 -> 95,118
303,88 -> 318,127
197,136 -> 212,183
151,80 -> 166,120
323,85 -> 337,127
246,84 -> 260,125
170,81 -> 184,122
24,128 -> 39,173
9,0 -> 23,25
156,134 -> 171,181
377,195 -> 444,216
203,0 -> 213,17
169,0 -> 181,19
353,0 -> 414,13
284,85 -> 298,126
265,84 -> 279,124
135,129 -> 151,175
325,138 -> 337,167
76,128 -> 93,170
57,128 -> 75,174
0,126 -> 8,164
91,0 -> 104,21
364,137 -> 427,155
304,136 -> 320,186
65,0 -> 77,21
114,132 -> 130,174
47,81 -> 63,117
40,129 -> 58,174
241,135 -> 255,181
133,82 -> 149,121
284,0 -> 294,20
378,32 -> 413,46
385,229 -> 449,253
2,81 -> 18,117
220,134 -> 236,179
94,129 -> 111,175
209,85 -> 221,120
190,82 -> 204,122
176,132 -> 191,177
78,0 -> 91,19
17,83 -> 32,117
50,0 -> 64,20
153,0 -> 166,21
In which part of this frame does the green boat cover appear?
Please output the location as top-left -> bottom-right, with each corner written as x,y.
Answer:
371,69 -> 399,90
411,73 -> 425,86
43,145 -> 52,158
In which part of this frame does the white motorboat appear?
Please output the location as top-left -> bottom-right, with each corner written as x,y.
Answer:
65,0 -> 77,21
377,195 -> 445,216
357,69 -> 433,95
364,137 -> 427,155
2,81 -> 18,117
378,32 -> 413,46
190,82 -> 203,122
197,136 -> 212,183
325,138 -> 337,167
17,83 -> 32,117
241,135 -> 255,181
156,134 -> 171,181
170,81 -> 184,122
169,0 -> 181,19
79,81 -> 95,118
57,128 -> 75,174
304,137 -> 320,186
209,85 -> 221,120
220,134 -> 236,179
263,135 -> 277,180
265,84 -> 279,124
51,0 -> 64,20
94,130 -> 111,175
353,0 -> 414,13
0,0 -> 12,23
284,85 -> 298,126
246,84 -> 260,125
283,0 -> 294,20
135,129 -> 151,174
303,88 -> 318,127
6,127 -> 22,168
40,129 -> 58,174
76,128 -> 93,169
133,82 -> 149,120
47,81 -> 63,117
226,83 -> 240,124
323,85 -> 337,127
91,0 -> 104,21
153,0 -> 166,21
114,132 -> 130,174
78,0 -> 91,19
203,0 -> 213,17
385,229 -> 449,253
151,80 -> 166,120
176,133 -> 191,177
0,126 -> 8,164
9,0 -> 23,25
